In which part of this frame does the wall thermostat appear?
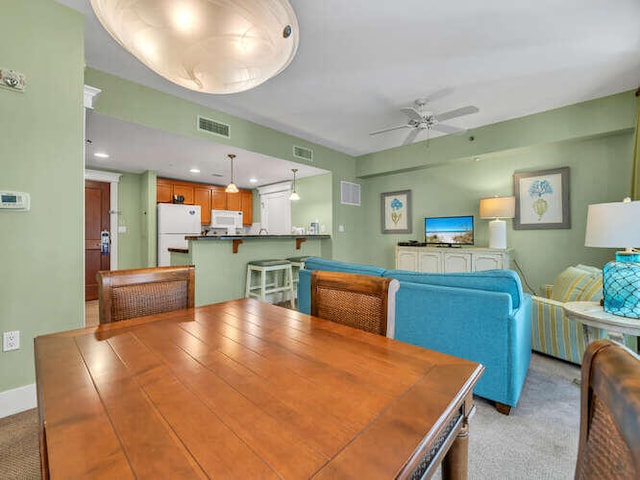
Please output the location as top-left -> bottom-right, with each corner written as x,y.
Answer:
0,191 -> 30,211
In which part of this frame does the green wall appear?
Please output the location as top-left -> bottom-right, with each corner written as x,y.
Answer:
140,170 -> 157,267
182,238 -> 327,305
84,69 -> 366,263
0,1 -> 84,394
291,173 -> 333,234
117,173 -> 144,268
358,92 -> 636,178
357,94 -> 636,293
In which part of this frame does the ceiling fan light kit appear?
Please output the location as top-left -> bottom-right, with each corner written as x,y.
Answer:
89,0 -> 299,94
370,98 -> 479,146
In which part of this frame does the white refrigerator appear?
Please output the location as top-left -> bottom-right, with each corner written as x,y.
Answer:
157,203 -> 201,266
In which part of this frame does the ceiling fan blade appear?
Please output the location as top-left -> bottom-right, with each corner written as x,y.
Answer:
431,123 -> 466,134
369,124 -> 411,136
402,129 -> 420,145
400,107 -> 423,121
434,105 -> 479,122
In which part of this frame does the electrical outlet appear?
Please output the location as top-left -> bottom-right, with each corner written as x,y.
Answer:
3,331 -> 20,351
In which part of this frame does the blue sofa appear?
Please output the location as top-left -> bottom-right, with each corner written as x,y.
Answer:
298,257 -> 532,414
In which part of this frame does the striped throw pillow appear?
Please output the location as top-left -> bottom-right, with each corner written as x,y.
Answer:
550,266 -> 603,303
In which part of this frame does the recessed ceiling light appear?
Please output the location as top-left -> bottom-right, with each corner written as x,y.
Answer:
249,178 -> 258,183
190,168 -> 201,173
94,152 -> 109,159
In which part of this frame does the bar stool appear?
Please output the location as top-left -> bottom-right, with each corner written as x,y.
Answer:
286,255 -> 310,299
245,260 -> 296,308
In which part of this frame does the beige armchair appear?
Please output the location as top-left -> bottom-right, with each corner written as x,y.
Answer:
531,265 -> 636,364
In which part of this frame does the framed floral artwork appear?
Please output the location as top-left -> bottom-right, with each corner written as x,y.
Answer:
513,167 -> 570,229
381,190 -> 412,233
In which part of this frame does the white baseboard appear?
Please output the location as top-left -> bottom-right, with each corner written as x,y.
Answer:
0,384 -> 37,419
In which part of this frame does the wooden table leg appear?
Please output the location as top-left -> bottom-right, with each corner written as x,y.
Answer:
442,420 -> 469,480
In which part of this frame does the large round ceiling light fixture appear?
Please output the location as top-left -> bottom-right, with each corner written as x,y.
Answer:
90,0 -> 299,94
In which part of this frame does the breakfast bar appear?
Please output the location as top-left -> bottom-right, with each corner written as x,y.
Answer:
169,234 -> 331,305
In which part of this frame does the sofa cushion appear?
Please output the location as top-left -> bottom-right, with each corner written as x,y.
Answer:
550,266 -> 603,303
384,269 -> 524,310
303,257 -> 386,276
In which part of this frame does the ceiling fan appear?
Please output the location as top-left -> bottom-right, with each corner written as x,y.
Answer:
369,98 -> 479,145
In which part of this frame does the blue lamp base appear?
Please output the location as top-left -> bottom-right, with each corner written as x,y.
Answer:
603,252 -> 640,318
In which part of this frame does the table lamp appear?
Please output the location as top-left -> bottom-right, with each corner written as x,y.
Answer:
584,198 -> 640,318
479,196 -> 515,249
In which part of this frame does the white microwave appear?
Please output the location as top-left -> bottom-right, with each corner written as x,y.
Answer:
210,209 -> 243,229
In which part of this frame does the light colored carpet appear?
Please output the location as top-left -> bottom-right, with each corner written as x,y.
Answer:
0,353 -> 579,479
465,353 -> 580,479
0,408 -> 40,480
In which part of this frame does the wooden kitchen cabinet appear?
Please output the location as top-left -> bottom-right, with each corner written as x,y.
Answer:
240,190 -> 252,226
226,191 -> 242,211
157,178 -> 253,225
194,186 -> 212,225
211,186 -> 227,210
172,183 -> 195,205
156,178 -> 173,203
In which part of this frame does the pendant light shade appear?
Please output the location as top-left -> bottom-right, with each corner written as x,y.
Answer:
289,168 -> 300,201
225,154 -> 239,193
89,0 -> 299,94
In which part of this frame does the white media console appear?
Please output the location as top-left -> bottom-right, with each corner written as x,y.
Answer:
395,246 -> 513,273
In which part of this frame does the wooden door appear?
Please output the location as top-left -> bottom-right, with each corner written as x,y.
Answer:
85,180 -> 110,300
260,190 -> 291,234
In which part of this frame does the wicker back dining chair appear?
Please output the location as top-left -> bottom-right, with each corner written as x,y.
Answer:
575,339 -> 640,479
310,270 -> 399,337
97,265 -> 195,324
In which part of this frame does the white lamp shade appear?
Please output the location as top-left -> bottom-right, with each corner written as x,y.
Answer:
585,200 -> 640,248
479,196 -> 515,219
90,0 -> 299,94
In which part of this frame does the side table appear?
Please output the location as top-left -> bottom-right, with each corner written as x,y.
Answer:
564,301 -> 640,349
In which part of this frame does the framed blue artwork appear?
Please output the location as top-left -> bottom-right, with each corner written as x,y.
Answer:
381,190 -> 412,234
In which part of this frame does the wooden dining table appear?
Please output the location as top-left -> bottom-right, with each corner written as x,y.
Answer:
35,299 -> 484,479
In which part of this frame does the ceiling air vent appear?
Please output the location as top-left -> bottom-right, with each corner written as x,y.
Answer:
197,115 -> 230,139
341,181 -> 361,206
293,145 -> 313,161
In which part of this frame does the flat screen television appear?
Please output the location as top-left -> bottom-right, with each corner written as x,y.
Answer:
425,215 -> 474,246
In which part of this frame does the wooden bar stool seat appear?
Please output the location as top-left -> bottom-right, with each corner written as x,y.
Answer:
245,259 -> 296,308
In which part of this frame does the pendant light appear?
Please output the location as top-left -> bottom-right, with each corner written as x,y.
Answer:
89,0 -> 299,94
289,168 -> 300,201
225,154 -> 239,193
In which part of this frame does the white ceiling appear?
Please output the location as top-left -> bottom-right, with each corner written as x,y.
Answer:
61,0 -> 640,168
85,112 -> 327,188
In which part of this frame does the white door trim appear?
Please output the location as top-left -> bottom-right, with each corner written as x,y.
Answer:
258,181 -> 292,196
85,169 -> 121,270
